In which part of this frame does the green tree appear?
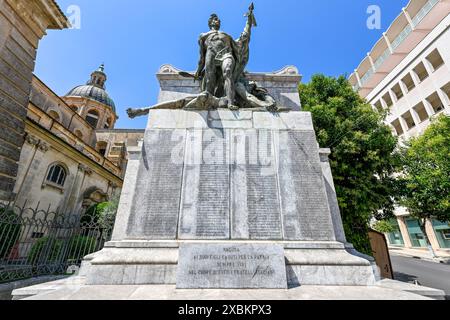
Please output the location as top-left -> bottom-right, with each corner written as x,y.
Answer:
299,74 -> 400,255
81,199 -> 117,227
372,220 -> 396,234
399,115 -> 450,256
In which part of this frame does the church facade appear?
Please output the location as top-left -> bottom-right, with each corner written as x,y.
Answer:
12,65 -> 144,215
0,0 -> 69,201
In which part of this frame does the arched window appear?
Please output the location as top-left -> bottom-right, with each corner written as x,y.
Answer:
46,164 -> 67,186
48,110 -> 60,121
104,117 -> 112,129
86,109 -> 99,128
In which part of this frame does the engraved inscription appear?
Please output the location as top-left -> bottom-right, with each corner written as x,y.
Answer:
231,129 -> 282,240
278,131 -> 335,241
127,129 -> 185,239
179,129 -> 230,239
177,244 -> 287,289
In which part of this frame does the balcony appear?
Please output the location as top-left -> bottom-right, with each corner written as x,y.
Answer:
351,0 -> 446,97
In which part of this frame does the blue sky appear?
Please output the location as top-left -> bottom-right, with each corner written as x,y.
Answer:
35,0 -> 409,129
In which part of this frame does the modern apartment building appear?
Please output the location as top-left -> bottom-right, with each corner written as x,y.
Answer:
349,0 -> 450,254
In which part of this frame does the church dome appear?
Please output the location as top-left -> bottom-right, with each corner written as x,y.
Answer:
65,64 -> 116,112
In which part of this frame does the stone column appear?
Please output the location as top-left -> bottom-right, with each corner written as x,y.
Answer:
397,216 -> 413,248
14,138 -> 51,206
64,164 -> 92,216
319,148 -> 346,243
425,218 -> 441,251
410,108 -> 422,127
13,134 -> 40,200
108,181 -> 119,198
111,141 -> 143,241
0,0 -> 68,200
423,99 -> 436,117
398,117 -> 410,137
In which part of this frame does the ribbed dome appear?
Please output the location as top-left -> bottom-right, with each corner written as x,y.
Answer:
66,85 -> 116,111
65,64 -> 116,112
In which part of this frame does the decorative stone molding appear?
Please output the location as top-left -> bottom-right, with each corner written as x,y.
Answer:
156,64 -> 302,83
25,134 -> 40,146
272,66 -> 300,76
158,64 -> 183,74
158,64 -> 300,76
41,181 -> 65,194
38,142 -> 50,153
6,0 -> 69,39
108,181 -> 119,189
319,148 -> 332,163
78,164 -> 93,176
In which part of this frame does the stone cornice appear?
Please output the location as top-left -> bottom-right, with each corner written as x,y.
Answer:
36,0 -> 70,29
156,64 -> 302,83
5,0 -> 69,41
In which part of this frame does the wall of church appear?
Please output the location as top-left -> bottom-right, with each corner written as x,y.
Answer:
13,121 -> 123,216
0,0 -> 68,200
95,129 -> 144,177
30,77 -> 97,147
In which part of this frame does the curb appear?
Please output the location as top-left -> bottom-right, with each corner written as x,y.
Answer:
390,251 -> 450,264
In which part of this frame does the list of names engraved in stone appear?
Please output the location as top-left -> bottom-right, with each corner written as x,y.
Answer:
246,130 -> 281,240
179,129 -> 230,239
231,130 -> 282,240
246,165 -> 282,239
127,129 -> 185,239
278,131 -> 335,241
196,129 -> 229,238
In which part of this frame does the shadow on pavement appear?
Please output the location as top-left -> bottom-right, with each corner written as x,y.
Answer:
393,272 -> 419,284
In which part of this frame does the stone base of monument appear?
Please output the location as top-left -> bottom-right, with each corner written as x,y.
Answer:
79,109 -> 381,289
12,275 -> 444,300
80,240 -> 376,288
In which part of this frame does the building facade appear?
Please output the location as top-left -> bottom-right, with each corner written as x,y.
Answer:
0,0 -> 69,201
13,65 -> 144,215
350,0 -> 450,255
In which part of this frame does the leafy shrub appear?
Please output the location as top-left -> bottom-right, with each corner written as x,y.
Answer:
0,208 -> 21,258
27,237 -> 63,265
372,220 -> 395,234
81,201 -> 117,226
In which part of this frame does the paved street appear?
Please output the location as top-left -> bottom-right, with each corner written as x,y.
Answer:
391,254 -> 450,298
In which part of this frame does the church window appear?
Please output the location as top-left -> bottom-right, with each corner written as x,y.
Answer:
86,110 -> 99,128
46,164 -> 67,187
104,117 -> 112,129
97,141 -> 108,156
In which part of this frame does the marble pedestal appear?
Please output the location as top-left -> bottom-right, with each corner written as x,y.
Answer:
81,110 -> 377,288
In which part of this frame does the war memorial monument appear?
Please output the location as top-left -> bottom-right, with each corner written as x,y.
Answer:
12,4 -> 440,300
84,3 -> 377,289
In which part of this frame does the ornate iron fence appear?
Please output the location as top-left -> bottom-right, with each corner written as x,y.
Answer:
0,201 -> 113,284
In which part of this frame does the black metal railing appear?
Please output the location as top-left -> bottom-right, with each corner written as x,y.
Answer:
0,202 -> 113,284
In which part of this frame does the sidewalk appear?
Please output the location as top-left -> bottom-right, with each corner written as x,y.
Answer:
389,246 -> 450,264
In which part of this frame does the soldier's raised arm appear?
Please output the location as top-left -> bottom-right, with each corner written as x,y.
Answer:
243,3 -> 257,36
